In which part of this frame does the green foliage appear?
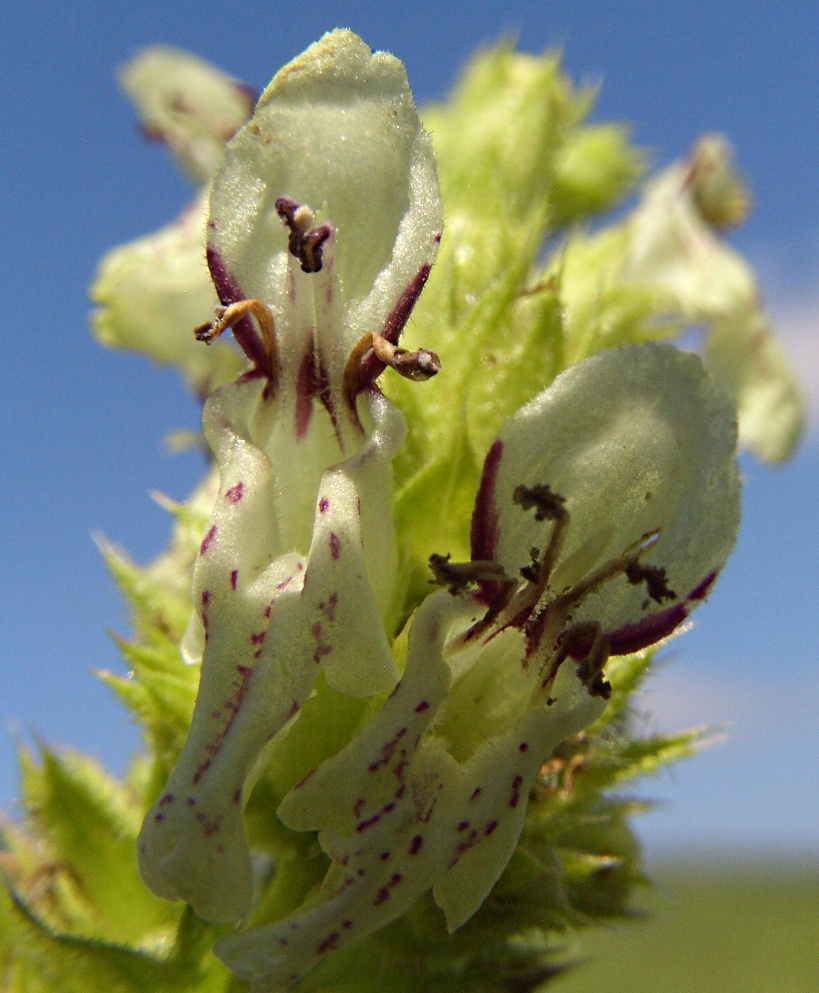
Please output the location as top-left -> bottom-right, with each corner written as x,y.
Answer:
5,893 -> 228,993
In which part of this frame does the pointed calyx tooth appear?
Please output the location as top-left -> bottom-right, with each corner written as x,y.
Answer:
193,298 -> 280,385
343,331 -> 441,410
275,196 -> 333,273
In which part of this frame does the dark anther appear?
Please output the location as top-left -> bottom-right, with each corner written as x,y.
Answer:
520,547 -> 542,584
387,346 -> 441,382
275,196 -> 332,273
343,332 -> 441,414
624,561 -> 676,604
513,483 -> 567,522
428,553 -> 508,595
193,299 -> 280,386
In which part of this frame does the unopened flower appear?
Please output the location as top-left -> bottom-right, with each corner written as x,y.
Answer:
90,47 -> 254,395
621,136 -> 803,464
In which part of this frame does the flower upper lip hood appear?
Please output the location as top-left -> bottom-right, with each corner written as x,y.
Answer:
203,28 -> 442,417
136,29 -> 443,924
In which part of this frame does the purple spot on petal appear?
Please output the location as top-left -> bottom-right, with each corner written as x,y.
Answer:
509,774 -> 523,809
230,569 -> 238,590
317,933 -> 339,955
319,497 -> 330,514
583,574 -> 720,659
329,532 -> 341,560
414,700 -> 430,713
293,331 -> 342,443
408,835 -> 423,855
484,820 -> 498,836
470,787 -> 482,801
139,123 -> 166,145
200,525 -> 217,556
294,768 -> 317,790
225,482 -> 244,504
192,664 -> 253,785
294,347 -> 316,440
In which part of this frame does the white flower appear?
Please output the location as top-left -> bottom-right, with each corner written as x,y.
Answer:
216,343 -> 740,991
137,29 -> 442,924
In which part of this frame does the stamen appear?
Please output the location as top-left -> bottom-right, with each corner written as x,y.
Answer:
428,553 -> 509,595
519,547 -> 542,584
370,334 -> 441,382
624,562 -> 676,603
194,298 -> 280,387
275,196 -> 333,273
513,484 -> 566,522
555,623 -> 612,700
442,481 -> 674,699
513,484 -> 569,595
343,331 -> 441,412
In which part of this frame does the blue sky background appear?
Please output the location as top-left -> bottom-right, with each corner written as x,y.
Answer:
2,1 -> 817,861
